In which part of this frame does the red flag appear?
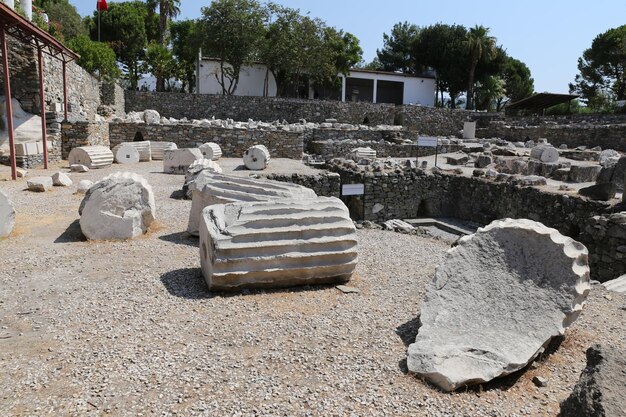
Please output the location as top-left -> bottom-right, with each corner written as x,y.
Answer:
96,0 -> 108,12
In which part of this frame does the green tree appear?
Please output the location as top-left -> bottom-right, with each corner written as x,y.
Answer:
34,0 -> 86,42
376,21 -> 420,74
87,1 -> 149,90
146,0 -> 181,91
500,56 -> 534,106
67,34 -> 120,80
199,0 -> 267,95
170,19 -> 201,93
144,42 -> 180,91
412,23 -> 468,108
474,75 -> 505,111
464,25 -> 497,110
569,25 -> 626,109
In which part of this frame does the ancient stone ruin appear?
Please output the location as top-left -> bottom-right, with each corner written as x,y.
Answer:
187,171 -> 317,236
182,158 -> 223,199
243,144 -> 270,170
113,141 -> 152,162
407,218 -> 590,391
198,197 -> 358,290
163,148 -> 203,174
114,143 -> 140,164
0,190 -> 15,238
68,146 -> 114,169
199,142 -> 222,161
79,172 -> 156,240
150,141 -> 177,160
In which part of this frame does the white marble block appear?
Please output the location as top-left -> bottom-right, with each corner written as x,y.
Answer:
243,145 -> 270,170
349,147 -> 377,161
199,197 -> 358,290
163,148 -> 203,174
68,146 -> 114,169
530,145 -> 559,163
114,143 -> 140,164
199,142 -> 222,161
150,141 -> 177,160
27,176 -> 53,192
0,190 -> 16,238
407,218 -> 590,392
79,172 -> 155,240
187,171 -> 316,236
183,158 -> 223,199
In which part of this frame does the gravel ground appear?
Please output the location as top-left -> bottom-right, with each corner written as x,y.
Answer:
0,161 -> 624,416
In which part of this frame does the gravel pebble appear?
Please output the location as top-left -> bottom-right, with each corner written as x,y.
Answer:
0,161 -> 624,416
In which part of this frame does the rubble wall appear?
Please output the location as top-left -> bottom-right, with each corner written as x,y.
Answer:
61,122 -> 110,159
477,123 -> 626,151
265,172 -> 341,198
108,122 -> 303,159
124,91 -> 396,125
0,36 -> 102,121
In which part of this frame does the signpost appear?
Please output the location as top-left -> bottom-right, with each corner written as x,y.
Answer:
416,136 -> 439,167
341,183 -> 365,196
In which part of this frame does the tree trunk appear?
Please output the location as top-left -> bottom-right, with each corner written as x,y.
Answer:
467,60 -> 477,110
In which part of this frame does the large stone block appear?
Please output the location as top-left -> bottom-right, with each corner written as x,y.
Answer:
199,197 -> 358,290
68,146 -> 114,169
150,141 -> 177,160
560,345 -> 626,417
182,158 -> 223,199
163,148 -> 203,174
199,142 -> 222,161
531,145 -> 559,163
0,190 -> 16,238
243,144 -> 270,170
187,171 -> 316,236
27,176 -> 53,192
113,141 -> 152,162
114,143 -> 140,164
79,172 -> 155,240
407,218 -> 590,392
569,165 -> 602,183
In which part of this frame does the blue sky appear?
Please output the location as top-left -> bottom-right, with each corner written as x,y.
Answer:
74,0 -> 626,94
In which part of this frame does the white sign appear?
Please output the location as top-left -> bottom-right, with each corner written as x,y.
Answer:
417,136 -> 438,147
342,184 -> 365,196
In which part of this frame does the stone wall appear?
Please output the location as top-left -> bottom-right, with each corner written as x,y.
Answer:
0,36 -> 102,121
265,172 -> 341,198
108,123 -> 303,159
302,127 -> 416,145
399,105 -> 471,136
309,141 -> 462,160
99,82 -> 125,118
580,213 -> 626,281
125,91 -> 396,125
477,122 -> 626,151
61,122 -> 110,159
328,166 -> 622,280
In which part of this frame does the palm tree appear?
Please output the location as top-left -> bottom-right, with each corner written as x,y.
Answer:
464,25 -> 496,110
147,0 -> 181,91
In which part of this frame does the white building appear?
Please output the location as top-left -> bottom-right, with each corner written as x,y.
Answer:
196,57 -> 436,106
339,69 -> 436,106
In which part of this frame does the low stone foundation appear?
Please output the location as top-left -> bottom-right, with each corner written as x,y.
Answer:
477,122 -> 626,151
109,122 -> 303,159
264,172 -> 341,198
328,166 -> 621,281
309,141 -> 463,160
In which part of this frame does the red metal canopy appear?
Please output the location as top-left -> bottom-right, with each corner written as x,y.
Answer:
0,2 -> 79,180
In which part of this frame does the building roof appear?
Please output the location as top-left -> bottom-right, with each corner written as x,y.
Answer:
506,93 -> 579,112
0,3 -> 79,62
348,68 -> 437,79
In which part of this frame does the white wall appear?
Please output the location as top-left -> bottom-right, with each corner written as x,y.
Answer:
198,60 -> 277,97
344,71 -> 436,106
